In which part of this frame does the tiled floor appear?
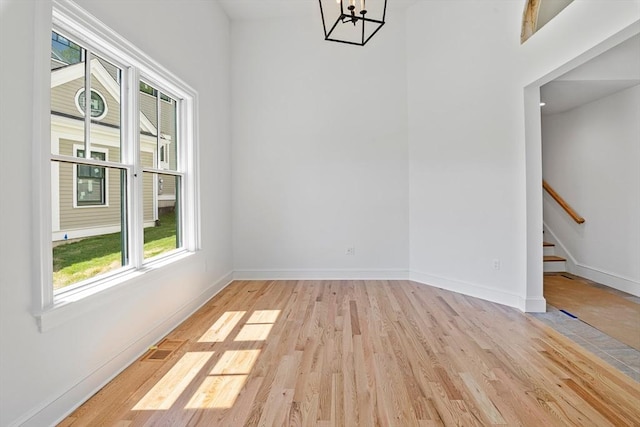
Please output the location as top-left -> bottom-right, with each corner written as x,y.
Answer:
532,275 -> 640,382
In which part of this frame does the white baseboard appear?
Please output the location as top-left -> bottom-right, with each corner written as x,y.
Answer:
409,270 -> 526,311
236,269 -> 547,312
16,271 -> 234,427
574,264 -> 640,297
233,269 -> 410,281
518,296 -> 547,313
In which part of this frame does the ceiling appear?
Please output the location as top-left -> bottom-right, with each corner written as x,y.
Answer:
218,0 -> 417,21
218,0 -> 316,21
541,34 -> 640,115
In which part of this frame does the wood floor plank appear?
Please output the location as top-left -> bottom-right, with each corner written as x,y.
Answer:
61,280 -> 640,426
544,274 -> 640,350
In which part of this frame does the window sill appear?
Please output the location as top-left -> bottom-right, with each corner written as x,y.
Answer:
35,250 -> 194,332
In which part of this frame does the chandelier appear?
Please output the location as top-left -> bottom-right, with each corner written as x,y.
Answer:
318,0 -> 387,46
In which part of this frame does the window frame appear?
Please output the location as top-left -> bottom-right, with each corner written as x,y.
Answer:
33,0 -> 201,332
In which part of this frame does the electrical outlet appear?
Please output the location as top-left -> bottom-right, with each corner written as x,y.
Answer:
492,259 -> 501,270
346,246 -> 355,256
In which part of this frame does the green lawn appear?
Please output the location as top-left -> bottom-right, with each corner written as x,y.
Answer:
53,212 -> 177,290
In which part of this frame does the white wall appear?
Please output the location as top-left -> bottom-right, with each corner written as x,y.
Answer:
406,0 -> 640,310
0,1 -> 232,426
407,0 -> 533,308
542,85 -> 640,294
231,11 -> 409,277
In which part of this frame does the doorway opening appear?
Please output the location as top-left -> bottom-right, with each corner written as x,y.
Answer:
524,22 -> 639,311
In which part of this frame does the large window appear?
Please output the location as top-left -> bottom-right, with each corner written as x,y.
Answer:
37,1 -> 199,318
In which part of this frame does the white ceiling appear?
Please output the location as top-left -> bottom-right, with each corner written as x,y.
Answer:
541,80 -> 639,115
218,0 -> 317,21
217,0 -> 417,21
541,34 -> 640,115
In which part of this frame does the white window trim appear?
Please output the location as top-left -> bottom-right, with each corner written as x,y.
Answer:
32,0 -> 201,332
72,144 -> 110,208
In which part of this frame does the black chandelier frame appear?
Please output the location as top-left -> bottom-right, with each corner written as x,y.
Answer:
318,0 -> 388,46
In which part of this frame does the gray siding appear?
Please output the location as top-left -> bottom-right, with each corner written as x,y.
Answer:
59,139 -> 122,230
139,92 -> 176,140
141,151 -> 155,221
140,91 -> 177,171
162,174 -> 176,198
51,77 -> 121,131
58,139 -> 155,232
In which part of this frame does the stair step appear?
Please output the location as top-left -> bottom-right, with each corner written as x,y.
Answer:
543,241 -> 554,247
544,255 -> 566,272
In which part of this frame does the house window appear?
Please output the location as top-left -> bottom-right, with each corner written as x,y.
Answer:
37,0 -> 200,321
75,89 -> 108,120
76,149 -> 106,206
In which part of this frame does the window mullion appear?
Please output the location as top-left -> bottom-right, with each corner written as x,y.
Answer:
156,90 -> 161,170
83,49 -> 91,158
124,67 -> 144,269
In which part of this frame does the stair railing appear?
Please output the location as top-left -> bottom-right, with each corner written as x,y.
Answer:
543,180 -> 585,224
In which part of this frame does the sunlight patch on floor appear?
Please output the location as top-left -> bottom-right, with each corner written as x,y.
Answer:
211,349 -> 261,375
247,309 -> 281,323
133,351 -> 214,411
134,309 -> 279,412
198,311 -> 246,343
235,323 -> 273,341
185,375 -> 248,409
185,349 -> 262,409
235,309 -> 281,341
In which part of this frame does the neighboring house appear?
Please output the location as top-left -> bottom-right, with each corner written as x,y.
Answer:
50,53 -> 177,241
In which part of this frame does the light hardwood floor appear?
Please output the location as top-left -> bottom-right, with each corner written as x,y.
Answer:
60,280 -> 640,426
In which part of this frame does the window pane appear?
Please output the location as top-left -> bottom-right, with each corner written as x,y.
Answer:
52,162 -> 128,291
143,172 -> 180,260
161,94 -> 178,171
51,31 -> 85,156
77,177 -> 104,205
140,80 -> 159,167
91,56 -> 122,161
139,82 -> 178,171
51,31 -> 82,68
